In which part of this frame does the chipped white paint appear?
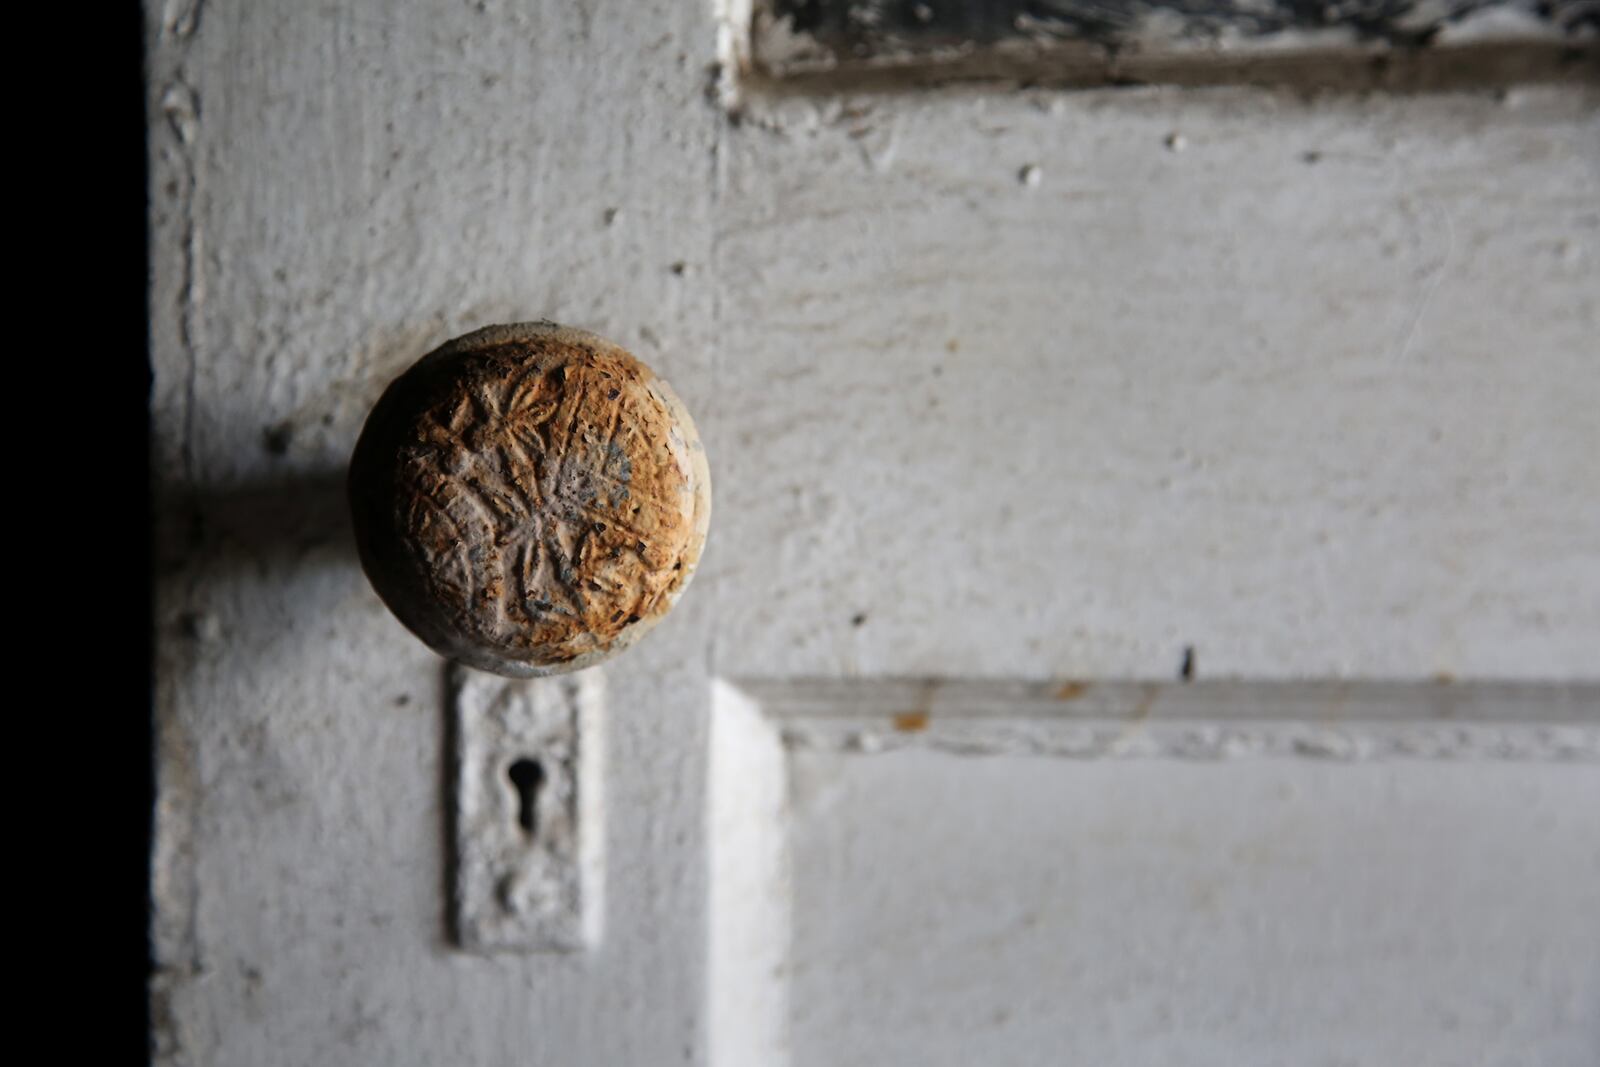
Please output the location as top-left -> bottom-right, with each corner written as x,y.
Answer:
716,0 -> 757,112
746,679 -> 1600,761
450,665 -> 604,952
150,1 -> 1600,1064
749,6 -> 839,75
745,0 -> 1594,84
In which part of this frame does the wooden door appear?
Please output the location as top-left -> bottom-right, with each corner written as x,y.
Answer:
150,2 -> 1599,1064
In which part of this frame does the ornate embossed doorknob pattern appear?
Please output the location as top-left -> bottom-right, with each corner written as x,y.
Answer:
348,322 -> 711,677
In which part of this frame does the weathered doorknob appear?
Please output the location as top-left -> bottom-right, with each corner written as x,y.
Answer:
348,322 -> 711,677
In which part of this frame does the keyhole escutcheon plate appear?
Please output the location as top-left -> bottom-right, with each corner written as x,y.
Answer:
450,663 -> 604,952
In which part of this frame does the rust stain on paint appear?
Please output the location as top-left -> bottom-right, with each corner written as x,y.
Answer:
1055,680 -> 1089,701
892,711 -> 930,732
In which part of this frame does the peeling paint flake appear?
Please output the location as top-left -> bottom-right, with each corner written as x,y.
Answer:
740,679 -> 1600,763
746,0 -> 1598,85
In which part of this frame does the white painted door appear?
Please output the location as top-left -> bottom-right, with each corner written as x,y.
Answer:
149,2 -> 1600,1065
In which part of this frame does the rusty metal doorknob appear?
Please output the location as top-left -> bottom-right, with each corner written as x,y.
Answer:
348,322 -> 711,677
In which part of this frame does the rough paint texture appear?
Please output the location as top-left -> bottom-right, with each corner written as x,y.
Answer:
349,323 -> 711,677
149,2 -> 720,1065
149,1 -> 1599,1065
710,86 -> 1600,681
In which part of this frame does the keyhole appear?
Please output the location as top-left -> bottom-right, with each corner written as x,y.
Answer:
508,758 -> 544,837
